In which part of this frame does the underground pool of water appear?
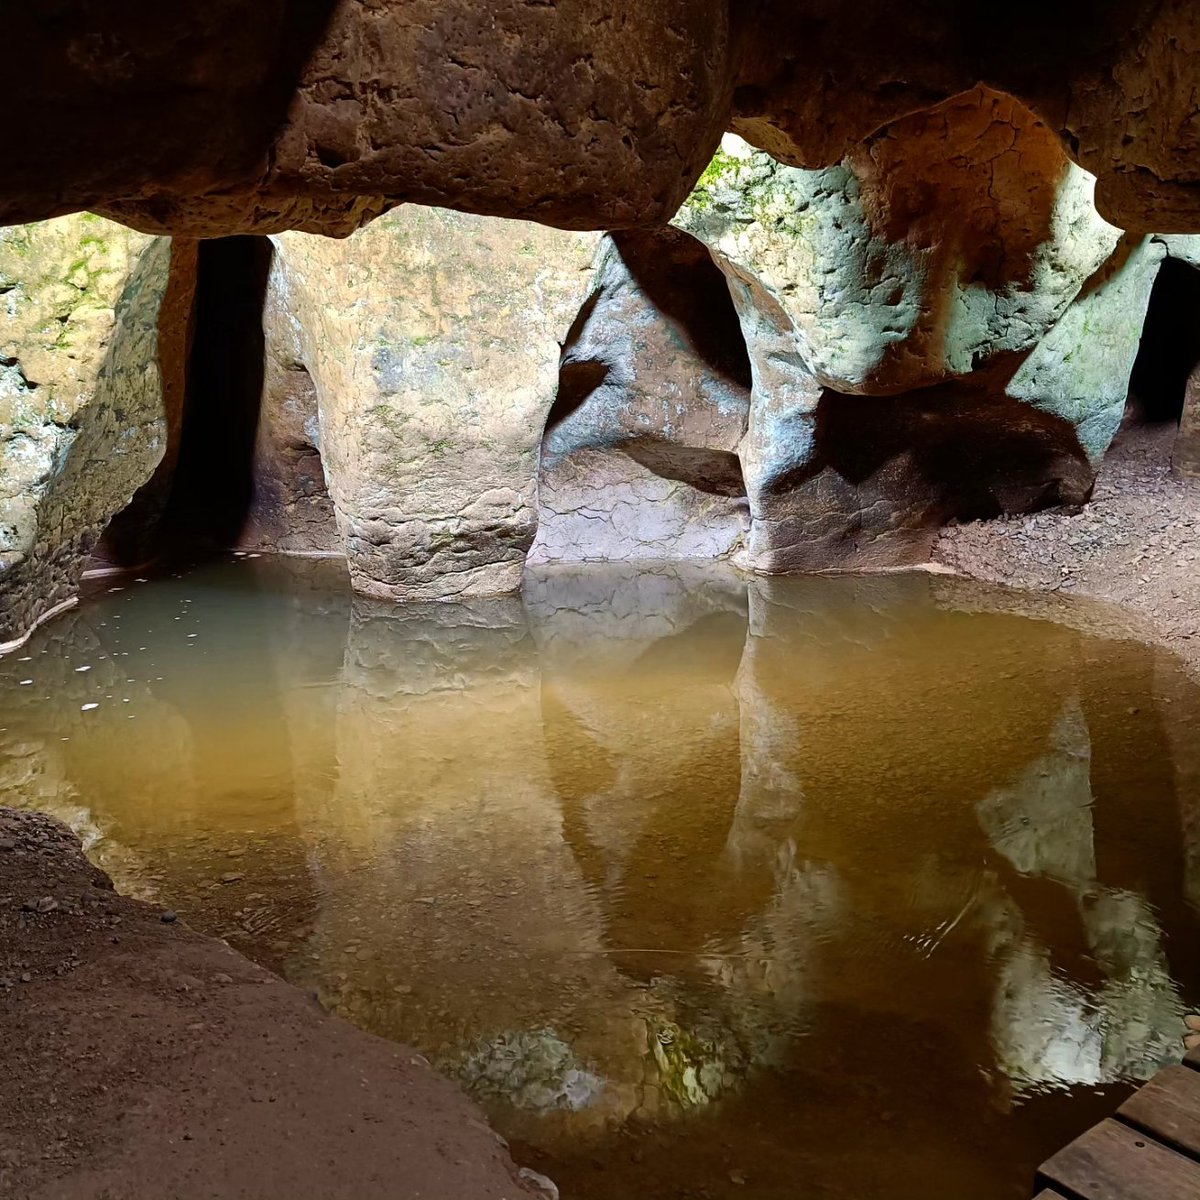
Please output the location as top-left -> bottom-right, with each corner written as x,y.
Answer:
1,555 -> 1198,1200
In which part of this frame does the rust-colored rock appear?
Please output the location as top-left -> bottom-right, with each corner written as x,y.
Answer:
730,0 -> 1200,234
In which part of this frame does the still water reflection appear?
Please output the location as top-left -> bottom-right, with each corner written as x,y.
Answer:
2,558 -> 1199,1199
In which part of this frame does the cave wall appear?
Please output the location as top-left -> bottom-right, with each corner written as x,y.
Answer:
667,96 -> 1165,572
529,229 -> 752,565
0,78 -> 1195,633
0,215 -> 193,644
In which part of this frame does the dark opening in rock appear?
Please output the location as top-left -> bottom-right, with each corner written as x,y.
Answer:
1128,257 -> 1200,425
165,236 -> 275,548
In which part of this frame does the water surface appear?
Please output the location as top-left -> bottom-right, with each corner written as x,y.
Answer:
2,557 -> 1199,1200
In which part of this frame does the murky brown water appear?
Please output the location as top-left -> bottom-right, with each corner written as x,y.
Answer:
2,556 -> 1200,1200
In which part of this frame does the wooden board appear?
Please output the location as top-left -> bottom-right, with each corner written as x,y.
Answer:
1118,1064 -> 1200,1160
1036,1118 -> 1200,1200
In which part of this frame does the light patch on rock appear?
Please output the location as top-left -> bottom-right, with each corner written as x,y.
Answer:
0,214 -> 176,641
1007,235 -> 1166,463
267,207 -> 602,601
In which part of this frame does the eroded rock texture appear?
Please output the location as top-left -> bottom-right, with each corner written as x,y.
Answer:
672,98 -> 1165,571
9,3 -> 1200,237
12,1 -> 729,237
0,215 -> 191,643
243,259 -> 339,554
530,229 -> 751,564
676,92 -> 1121,396
729,0 -> 1200,234
268,207 -> 601,599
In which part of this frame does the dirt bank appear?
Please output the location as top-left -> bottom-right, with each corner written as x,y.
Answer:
935,421 -> 1200,675
0,807 -> 548,1200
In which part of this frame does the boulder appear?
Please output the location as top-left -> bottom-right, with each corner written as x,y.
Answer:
0,214 -> 192,644
267,206 -> 601,600
530,229 -> 751,565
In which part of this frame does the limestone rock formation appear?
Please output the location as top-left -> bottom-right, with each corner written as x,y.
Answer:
729,0 -> 1200,234
267,206 -> 601,600
11,4 -> 1200,238
673,98 -> 1163,571
242,270 -> 339,554
0,215 -> 191,644
675,92 -> 1121,396
1007,234 -> 1166,463
530,229 -> 751,564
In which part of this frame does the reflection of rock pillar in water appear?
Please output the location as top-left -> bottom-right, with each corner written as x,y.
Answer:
291,594 -> 645,1138
976,699 -> 1096,887
1151,649 -> 1200,916
725,577 -> 803,878
979,698 -> 1183,1087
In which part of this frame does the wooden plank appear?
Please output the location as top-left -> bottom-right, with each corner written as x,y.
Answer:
1036,1118 -> 1200,1200
1118,1064 -> 1200,1161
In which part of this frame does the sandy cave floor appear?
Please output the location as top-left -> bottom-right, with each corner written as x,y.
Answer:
935,420 -> 1200,674
0,808 -> 547,1200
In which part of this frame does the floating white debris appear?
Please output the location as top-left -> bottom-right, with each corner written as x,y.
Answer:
80,703 -> 99,711
74,665 -> 91,673
19,679 -> 32,686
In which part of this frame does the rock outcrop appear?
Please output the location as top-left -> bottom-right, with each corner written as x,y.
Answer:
672,95 -> 1165,571
9,4 -> 1200,237
0,215 -> 192,644
678,91 -> 1122,396
12,1 -> 730,238
530,229 -> 751,564
267,206 -> 601,600
242,261 -> 339,554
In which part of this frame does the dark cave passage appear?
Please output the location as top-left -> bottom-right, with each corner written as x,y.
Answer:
165,235 -> 274,548
1128,256 -> 1200,425
99,234 -> 337,566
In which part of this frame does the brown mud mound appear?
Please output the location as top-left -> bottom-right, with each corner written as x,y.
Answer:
0,808 -> 544,1200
